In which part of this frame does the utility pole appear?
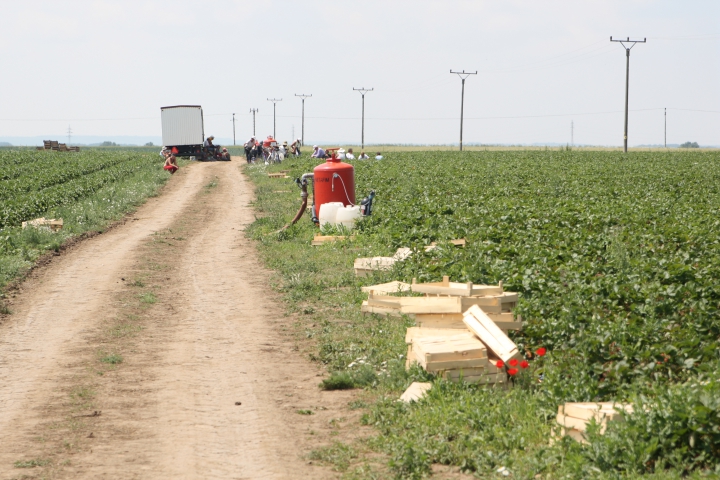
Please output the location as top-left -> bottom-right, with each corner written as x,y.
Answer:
267,98 -> 282,138
664,108 -> 667,149
232,113 -> 236,146
571,120 -> 574,147
450,70 -> 477,151
610,36 -> 646,153
295,94 -> 312,145
250,108 -> 259,137
67,125 -> 72,145
353,87 -> 373,150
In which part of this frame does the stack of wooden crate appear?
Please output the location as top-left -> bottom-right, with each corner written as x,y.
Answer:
556,402 -> 634,443
360,277 -> 524,385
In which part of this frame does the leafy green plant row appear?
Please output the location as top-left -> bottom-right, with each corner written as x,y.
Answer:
0,151 -> 141,200
0,150 -> 59,180
0,155 -> 155,228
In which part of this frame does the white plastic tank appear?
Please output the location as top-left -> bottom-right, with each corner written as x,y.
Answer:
318,202 -> 344,227
336,205 -> 362,229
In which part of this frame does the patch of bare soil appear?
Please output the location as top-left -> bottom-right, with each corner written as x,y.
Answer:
0,161 -> 362,479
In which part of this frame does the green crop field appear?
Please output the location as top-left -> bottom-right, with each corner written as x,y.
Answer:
247,150 -> 720,479
0,149 -> 169,288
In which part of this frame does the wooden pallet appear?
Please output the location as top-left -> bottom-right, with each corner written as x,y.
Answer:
411,276 -> 503,297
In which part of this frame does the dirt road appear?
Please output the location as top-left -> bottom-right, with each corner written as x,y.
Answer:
0,162 -> 353,479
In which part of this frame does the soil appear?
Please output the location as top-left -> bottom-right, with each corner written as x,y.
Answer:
0,161 -> 360,479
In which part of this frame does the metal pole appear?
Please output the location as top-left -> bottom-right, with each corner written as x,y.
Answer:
295,94 -> 311,146
611,37 -> 645,153
267,98 -> 282,139
459,79 -> 465,151
353,88 -> 373,151
664,108 -> 667,148
250,109 -> 258,137
302,99 -> 305,144
623,48 -> 630,153
450,70 -> 477,151
232,113 -> 236,146
361,94 -> 365,150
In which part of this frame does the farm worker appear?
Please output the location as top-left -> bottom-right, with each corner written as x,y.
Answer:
280,141 -> 288,156
244,136 -> 256,163
311,145 -> 326,158
358,151 -> 369,160
336,148 -> 346,160
346,148 -> 355,160
160,146 -> 171,159
375,152 -> 384,160
290,138 -> 302,156
205,135 -> 222,157
163,153 -> 179,174
221,148 -> 230,161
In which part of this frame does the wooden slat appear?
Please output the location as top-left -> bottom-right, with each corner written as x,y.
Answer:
399,382 -> 432,403
415,312 -> 522,331
559,403 -> 633,423
411,277 -> 504,297
361,301 -> 403,317
425,357 -> 488,372
400,297 -> 462,314
462,305 -> 520,362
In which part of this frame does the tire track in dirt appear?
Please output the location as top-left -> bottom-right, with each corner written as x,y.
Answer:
0,161 -> 359,479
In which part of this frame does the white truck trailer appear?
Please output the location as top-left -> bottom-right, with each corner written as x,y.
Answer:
160,105 -> 205,157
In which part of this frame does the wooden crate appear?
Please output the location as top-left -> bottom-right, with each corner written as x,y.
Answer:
412,334 -> 487,370
267,172 -> 289,178
354,257 -> 396,276
21,217 -> 64,232
556,402 -> 633,436
411,276 -> 503,297
361,280 -> 411,295
463,305 -> 520,363
311,235 -> 352,246
415,312 -> 522,331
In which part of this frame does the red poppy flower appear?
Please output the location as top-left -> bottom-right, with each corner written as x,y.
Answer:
520,360 -> 529,369
495,360 -> 504,368
536,347 -> 547,357
507,368 -> 518,376
508,358 -> 518,367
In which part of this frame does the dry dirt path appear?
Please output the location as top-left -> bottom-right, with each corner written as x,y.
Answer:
0,162 -> 354,479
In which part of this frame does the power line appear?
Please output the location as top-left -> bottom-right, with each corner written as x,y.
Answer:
353,88 -> 373,150
450,70 -> 477,151
610,36 -> 646,153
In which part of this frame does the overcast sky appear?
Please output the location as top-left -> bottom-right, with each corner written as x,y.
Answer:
0,0 -> 718,146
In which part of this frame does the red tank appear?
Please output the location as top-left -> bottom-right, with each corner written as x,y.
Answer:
314,155 -> 355,210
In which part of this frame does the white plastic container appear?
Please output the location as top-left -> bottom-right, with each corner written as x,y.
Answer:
335,205 -> 362,229
318,202 -> 344,227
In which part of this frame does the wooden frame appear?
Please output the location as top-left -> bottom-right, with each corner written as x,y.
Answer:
411,276 -> 504,297
462,305 -> 520,362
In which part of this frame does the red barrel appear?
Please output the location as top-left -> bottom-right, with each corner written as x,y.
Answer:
314,156 -> 355,209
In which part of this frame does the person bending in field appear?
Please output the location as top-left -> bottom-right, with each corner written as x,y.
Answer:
311,145 -> 326,158
375,152 -> 383,160
163,153 -> 179,174
346,148 -> 355,160
358,151 -> 369,160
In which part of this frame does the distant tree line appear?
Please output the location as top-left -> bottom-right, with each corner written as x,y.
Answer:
679,141 -> 700,148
